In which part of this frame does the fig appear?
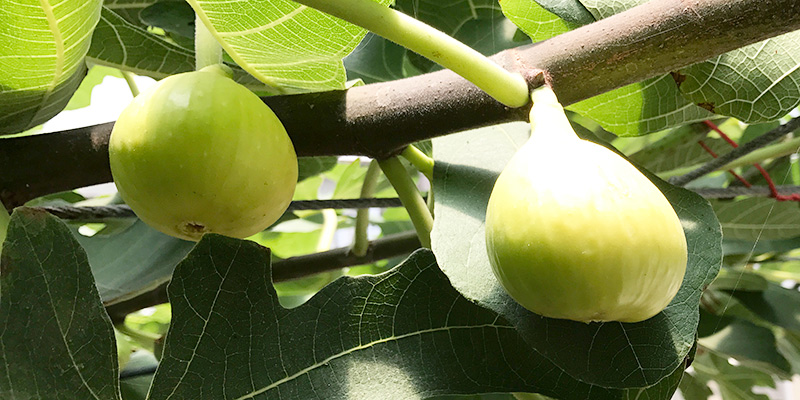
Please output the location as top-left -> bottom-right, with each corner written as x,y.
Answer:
109,64 -> 298,241
484,86 -> 687,323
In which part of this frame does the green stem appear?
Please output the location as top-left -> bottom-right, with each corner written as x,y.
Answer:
718,136 -> 800,171
400,145 -> 436,215
115,322 -> 160,350
378,157 -> 433,248
657,136 -> 800,179
194,14 -> 223,70
351,160 -> 381,257
316,209 -> 339,252
120,71 -> 140,97
0,202 -> 9,254
401,145 -> 434,181
426,189 -> 435,217
292,0 -> 529,108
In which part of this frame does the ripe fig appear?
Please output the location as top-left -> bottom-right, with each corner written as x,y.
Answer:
484,86 -> 687,323
109,65 -> 298,241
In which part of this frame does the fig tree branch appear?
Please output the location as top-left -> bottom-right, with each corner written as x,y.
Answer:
3,0 -> 800,207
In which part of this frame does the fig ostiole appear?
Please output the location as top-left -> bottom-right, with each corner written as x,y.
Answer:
109,64 -> 298,241
484,86 -> 687,323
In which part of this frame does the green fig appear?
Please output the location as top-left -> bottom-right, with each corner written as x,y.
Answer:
109,64 -> 298,241
485,86 -> 687,323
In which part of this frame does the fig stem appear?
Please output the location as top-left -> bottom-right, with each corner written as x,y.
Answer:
378,157 -> 433,248
292,0 -> 529,108
194,13 -> 222,70
351,160 -> 381,257
401,145 -> 434,181
120,71 -> 140,97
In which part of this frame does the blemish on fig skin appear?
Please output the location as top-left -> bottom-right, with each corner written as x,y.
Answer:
697,102 -> 716,113
179,221 -> 208,239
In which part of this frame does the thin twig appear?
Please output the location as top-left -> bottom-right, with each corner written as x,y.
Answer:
104,231 -> 422,323
351,160 -> 381,257
691,185 -> 800,199
670,118 -> 800,186
33,198 -> 406,221
30,183 -> 800,222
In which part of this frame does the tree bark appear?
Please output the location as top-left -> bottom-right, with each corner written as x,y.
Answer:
3,0 -> 800,207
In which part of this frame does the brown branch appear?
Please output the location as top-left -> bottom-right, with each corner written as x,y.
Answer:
4,0 -> 800,207
105,231 -> 421,323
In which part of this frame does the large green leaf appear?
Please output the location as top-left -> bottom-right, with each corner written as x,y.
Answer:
103,0 -> 158,27
527,0 -> 594,25
146,234 -> 678,399
722,236 -> 800,256
627,122 -> 728,173
0,208 -> 120,399
677,372 -> 713,400
188,0 -> 391,92
72,220 -> 194,305
710,197 -> 800,241
680,30 -> 800,123
567,76 -> 713,136
698,318 -> 792,377
577,0 -> 645,19
691,353 -> 775,400
139,1 -> 196,39
298,156 -> 339,182
0,0 -> 102,135
431,122 -> 722,389
499,0 -> 583,43
89,7 -> 277,88
345,32 -> 409,83
88,7 -> 195,78
732,282 -> 800,334
119,352 -> 158,400
708,269 -> 768,292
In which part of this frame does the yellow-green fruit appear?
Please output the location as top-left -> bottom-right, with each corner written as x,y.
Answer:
485,87 -> 687,323
109,65 -> 298,241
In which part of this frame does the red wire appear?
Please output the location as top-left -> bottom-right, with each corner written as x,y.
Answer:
703,120 -> 739,147
697,139 -> 752,187
702,120 -> 799,201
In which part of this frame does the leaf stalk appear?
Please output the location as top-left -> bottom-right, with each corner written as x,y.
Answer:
292,0 -> 529,108
377,157 -> 433,248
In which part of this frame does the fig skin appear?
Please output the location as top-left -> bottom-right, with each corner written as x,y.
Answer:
485,87 -> 687,323
109,65 -> 298,241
